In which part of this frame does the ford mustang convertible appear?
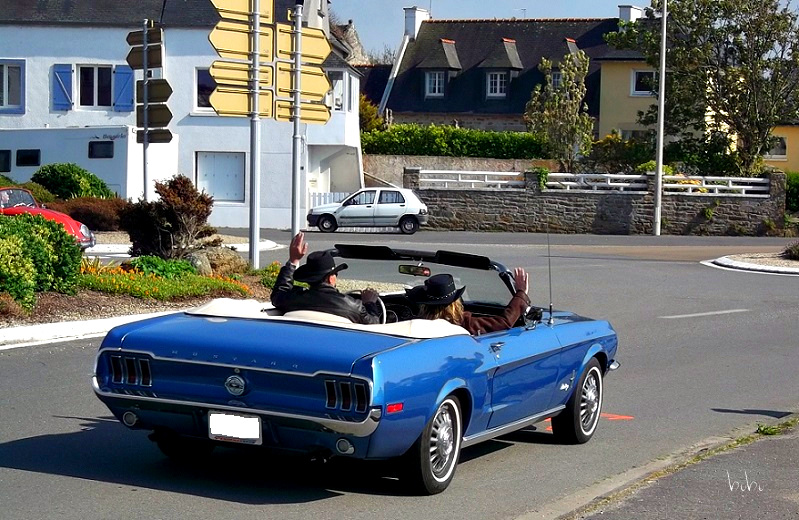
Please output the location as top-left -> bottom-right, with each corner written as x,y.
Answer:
92,244 -> 619,494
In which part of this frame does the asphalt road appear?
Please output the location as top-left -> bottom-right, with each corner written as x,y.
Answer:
1,231 -> 796,520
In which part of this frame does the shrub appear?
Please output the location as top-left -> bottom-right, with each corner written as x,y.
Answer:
663,134 -> 739,176
0,235 -> 36,310
0,213 -> 82,294
46,196 -> 129,231
127,256 -> 197,279
0,174 -> 16,187
31,163 -> 114,200
786,171 -> 799,213
361,124 -> 547,159
635,160 -> 675,176
784,240 -> 799,260
359,94 -> 384,133
581,131 -> 654,173
18,182 -> 57,204
119,174 -> 215,259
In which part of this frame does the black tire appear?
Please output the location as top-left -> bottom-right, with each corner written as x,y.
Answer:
151,431 -> 215,463
399,216 -> 419,234
551,358 -> 603,444
403,395 -> 462,495
318,214 -> 338,233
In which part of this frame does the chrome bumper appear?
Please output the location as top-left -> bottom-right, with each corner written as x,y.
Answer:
93,376 -> 382,437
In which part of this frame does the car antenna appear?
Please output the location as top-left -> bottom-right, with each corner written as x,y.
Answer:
547,219 -> 554,325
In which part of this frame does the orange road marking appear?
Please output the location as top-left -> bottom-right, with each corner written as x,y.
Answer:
600,413 -> 635,421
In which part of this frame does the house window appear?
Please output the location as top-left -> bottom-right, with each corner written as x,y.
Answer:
425,71 -> 445,97
0,60 -> 24,113
89,141 -> 114,159
329,71 -> 345,111
551,71 -> 562,89
765,136 -> 787,160
196,68 -> 215,110
16,149 -> 41,167
78,65 -> 113,107
378,190 -> 405,204
0,150 -> 10,173
632,70 -> 655,96
487,72 -> 508,97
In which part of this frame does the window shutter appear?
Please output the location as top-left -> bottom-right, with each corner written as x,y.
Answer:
113,65 -> 134,112
52,64 -> 73,111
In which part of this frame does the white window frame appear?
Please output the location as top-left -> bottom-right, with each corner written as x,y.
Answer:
486,71 -> 508,98
764,136 -> 787,161
0,60 -> 24,112
77,64 -> 113,109
631,69 -> 656,96
425,71 -> 445,98
195,67 -> 216,113
326,70 -> 346,111
551,71 -> 562,89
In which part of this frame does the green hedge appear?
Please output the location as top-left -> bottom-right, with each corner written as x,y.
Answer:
786,171 -> 799,213
31,163 -> 114,200
0,214 -> 82,309
361,124 -> 547,159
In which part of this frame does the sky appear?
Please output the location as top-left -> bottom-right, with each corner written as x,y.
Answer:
331,0 -> 637,54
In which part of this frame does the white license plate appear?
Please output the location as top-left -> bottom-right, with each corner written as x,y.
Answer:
208,411 -> 262,445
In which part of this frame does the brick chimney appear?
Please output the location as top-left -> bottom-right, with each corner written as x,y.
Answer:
404,6 -> 430,40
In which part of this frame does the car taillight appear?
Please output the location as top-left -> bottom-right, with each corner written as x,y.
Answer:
419,208 -> 428,215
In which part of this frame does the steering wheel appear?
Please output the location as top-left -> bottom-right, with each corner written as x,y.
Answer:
347,290 -> 387,324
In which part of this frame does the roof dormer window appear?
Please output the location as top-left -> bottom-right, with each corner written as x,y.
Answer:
425,71 -> 445,98
486,71 -> 507,98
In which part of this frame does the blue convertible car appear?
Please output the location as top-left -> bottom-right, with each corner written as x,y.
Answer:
92,244 -> 619,494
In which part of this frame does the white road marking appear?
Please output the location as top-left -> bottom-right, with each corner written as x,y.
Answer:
659,309 -> 750,319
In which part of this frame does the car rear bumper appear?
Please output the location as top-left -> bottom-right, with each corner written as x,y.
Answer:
418,214 -> 429,225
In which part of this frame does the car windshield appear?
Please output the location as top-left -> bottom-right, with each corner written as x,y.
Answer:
0,189 -> 36,207
331,245 -> 513,305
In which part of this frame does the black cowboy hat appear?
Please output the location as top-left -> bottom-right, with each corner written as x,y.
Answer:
405,273 -> 466,305
294,250 -> 348,283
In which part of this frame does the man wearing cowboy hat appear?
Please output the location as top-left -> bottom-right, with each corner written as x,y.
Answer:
407,268 -> 530,335
271,232 -> 381,324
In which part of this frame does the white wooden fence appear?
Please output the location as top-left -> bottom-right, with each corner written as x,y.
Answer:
308,191 -> 349,208
415,170 -> 771,197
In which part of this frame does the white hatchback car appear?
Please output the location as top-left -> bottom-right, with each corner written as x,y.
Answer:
307,188 -> 429,234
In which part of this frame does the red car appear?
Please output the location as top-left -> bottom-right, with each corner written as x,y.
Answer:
0,186 -> 96,250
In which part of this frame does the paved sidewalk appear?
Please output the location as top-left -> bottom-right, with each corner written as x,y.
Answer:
578,423 -> 799,520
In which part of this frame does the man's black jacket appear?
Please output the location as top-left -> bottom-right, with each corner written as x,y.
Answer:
271,263 -> 380,324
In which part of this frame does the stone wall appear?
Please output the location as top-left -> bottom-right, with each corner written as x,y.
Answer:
363,154 -> 558,187
403,169 -> 786,236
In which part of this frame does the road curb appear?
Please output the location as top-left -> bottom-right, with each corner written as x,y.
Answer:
707,256 -> 799,275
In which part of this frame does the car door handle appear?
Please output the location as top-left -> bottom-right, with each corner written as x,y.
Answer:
366,205 -> 372,208
399,204 -> 405,207
490,342 -> 504,352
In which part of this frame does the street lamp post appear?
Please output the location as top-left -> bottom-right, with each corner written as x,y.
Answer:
654,0 -> 668,236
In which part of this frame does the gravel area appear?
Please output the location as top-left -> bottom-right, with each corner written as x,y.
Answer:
724,252 -> 799,269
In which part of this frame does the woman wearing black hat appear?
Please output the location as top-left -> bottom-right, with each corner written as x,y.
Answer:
271,233 -> 382,324
407,269 -> 530,335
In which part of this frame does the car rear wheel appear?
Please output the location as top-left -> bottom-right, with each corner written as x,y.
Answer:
318,215 -> 337,233
403,395 -> 462,495
551,358 -> 603,444
399,216 -> 419,234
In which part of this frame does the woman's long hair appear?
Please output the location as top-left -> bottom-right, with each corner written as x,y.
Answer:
420,299 -> 464,325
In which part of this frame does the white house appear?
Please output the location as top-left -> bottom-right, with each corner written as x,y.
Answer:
0,0 -> 363,229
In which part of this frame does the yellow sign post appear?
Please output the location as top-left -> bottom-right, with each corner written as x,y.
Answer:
209,87 -> 273,117
275,23 -> 332,64
209,60 -> 273,88
210,0 -> 273,23
275,62 -> 331,102
209,20 -> 273,61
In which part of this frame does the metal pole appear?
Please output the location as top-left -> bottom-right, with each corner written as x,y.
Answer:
249,0 -> 262,269
291,2 -> 304,237
654,0 -> 667,236
142,19 -> 150,202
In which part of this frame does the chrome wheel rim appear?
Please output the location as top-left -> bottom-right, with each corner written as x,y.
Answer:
321,218 -> 333,230
429,402 -> 456,479
579,368 -> 602,434
401,219 -> 414,232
